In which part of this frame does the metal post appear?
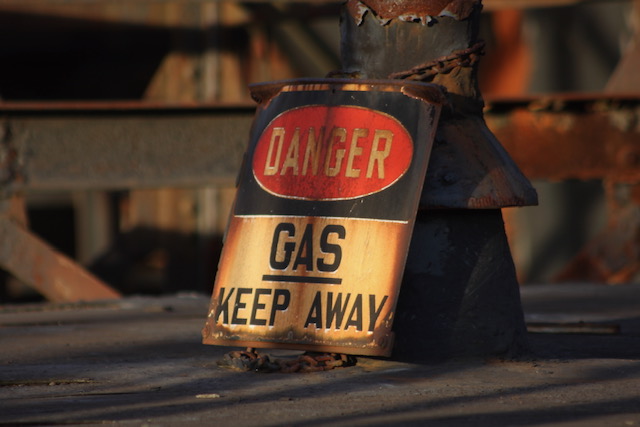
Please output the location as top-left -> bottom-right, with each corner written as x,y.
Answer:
340,0 -> 538,360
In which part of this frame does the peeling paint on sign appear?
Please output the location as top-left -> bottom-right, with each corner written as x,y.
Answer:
202,79 -> 443,357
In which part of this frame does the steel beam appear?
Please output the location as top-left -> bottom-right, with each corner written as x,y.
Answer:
486,94 -> 640,183
2,97 -> 639,191
1,103 -> 252,192
0,213 -> 121,302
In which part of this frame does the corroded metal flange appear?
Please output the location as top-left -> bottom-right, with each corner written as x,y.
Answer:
341,0 -> 537,209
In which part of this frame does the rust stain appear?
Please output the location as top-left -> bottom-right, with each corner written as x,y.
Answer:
420,116 -> 539,209
346,0 -> 480,25
401,83 -> 448,105
249,81 -> 288,107
484,96 -> 640,183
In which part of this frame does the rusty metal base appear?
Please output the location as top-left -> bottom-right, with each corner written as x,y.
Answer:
393,209 -> 528,361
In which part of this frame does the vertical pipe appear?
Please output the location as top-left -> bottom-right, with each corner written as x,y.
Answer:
340,0 -> 532,360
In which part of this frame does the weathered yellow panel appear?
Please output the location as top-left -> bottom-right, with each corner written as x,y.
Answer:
203,215 -> 410,355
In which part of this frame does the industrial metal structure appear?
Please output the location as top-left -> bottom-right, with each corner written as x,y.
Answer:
1,1 -> 639,359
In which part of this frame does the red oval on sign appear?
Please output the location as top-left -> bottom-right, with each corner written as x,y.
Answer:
252,105 -> 413,200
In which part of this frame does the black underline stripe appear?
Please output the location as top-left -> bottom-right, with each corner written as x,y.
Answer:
262,275 -> 342,285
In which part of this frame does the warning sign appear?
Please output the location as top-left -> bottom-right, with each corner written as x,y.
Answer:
202,79 -> 443,356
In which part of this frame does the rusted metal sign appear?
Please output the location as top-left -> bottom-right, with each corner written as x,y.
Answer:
202,79 -> 443,356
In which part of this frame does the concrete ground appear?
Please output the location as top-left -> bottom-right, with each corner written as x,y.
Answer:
1,282 -> 640,426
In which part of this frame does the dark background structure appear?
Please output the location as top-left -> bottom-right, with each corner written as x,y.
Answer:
1,0 -> 638,301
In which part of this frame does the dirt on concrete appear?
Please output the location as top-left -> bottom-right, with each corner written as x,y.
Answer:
1,283 -> 639,426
